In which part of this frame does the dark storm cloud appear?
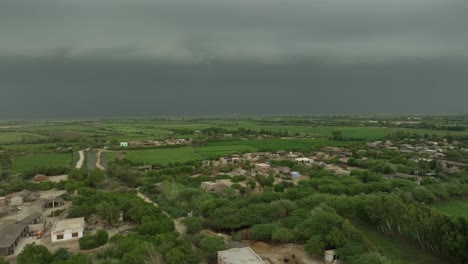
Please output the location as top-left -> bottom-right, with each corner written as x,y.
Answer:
1,0 -> 468,118
1,57 -> 468,118
1,0 -> 467,62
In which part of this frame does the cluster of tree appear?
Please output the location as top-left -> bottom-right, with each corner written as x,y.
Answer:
22,166 -> 70,179
105,162 -> 143,188
66,168 -> 105,190
200,127 -> 288,138
79,230 -> 109,250
17,244 -> 90,264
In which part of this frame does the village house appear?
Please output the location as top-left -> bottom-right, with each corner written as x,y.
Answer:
0,223 -> 28,256
255,163 -> 271,173
33,174 -> 48,182
200,181 -> 230,193
7,190 -> 36,206
324,249 -> 343,264
119,142 -> 128,147
51,217 -> 85,243
295,157 -> 313,164
218,247 -> 265,264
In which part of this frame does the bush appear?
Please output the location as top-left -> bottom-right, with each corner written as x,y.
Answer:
250,223 -> 280,241
272,228 -> 295,243
181,217 -> 204,234
17,243 -> 53,264
79,230 -> 108,250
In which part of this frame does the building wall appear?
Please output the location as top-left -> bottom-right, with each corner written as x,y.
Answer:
9,196 -> 23,206
51,227 -> 84,243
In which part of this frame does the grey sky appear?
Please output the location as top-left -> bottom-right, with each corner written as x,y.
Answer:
1,0 -> 467,118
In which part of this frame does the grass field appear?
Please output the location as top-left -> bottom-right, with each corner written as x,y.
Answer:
0,132 -> 46,144
431,199 -> 468,218
12,153 -> 73,172
1,143 -> 57,151
121,138 -> 347,165
124,145 -> 257,165
206,138 -> 350,151
354,222 -> 440,264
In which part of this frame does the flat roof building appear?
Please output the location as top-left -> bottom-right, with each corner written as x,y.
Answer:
218,247 -> 265,264
51,217 -> 85,243
0,223 -> 28,256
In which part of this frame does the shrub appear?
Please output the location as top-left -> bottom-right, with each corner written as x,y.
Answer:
79,229 -> 108,250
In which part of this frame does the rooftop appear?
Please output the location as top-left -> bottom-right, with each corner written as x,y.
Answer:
18,212 -> 42,225
0,223 -> 27,248
218,247 -> 265,264
52,217 -> 85,233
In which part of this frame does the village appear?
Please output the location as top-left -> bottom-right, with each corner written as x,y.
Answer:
1,132 -> 467,264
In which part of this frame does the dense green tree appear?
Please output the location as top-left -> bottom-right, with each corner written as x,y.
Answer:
199,236 -> 226,259
272,228 -> 295,243
17,243 -> 53,264
96,201 -> 120,225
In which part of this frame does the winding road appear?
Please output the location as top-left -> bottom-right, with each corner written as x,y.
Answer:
75,149 -> 88,169
136,189 -> 187,235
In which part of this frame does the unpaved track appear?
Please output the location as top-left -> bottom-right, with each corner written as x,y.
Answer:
136,190 -> 187,235
75,149 -> 88,169
95,149 -> 106,171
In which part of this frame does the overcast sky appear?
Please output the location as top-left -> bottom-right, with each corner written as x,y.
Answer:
1,0 -> 467,118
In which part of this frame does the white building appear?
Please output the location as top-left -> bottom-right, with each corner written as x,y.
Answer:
218,247 -> 265,264
295,157 -> 313,164
120,142 -> 128,147
51,217 -> 85,243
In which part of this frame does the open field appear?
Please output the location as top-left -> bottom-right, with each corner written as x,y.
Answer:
431,199 -> 468,218
120,138 -> 347,165
125,145 -> 257,165
0,131 -> 46,144
354,222 -> 440,264
12,153 -> 73,172
206,138 -> 350,151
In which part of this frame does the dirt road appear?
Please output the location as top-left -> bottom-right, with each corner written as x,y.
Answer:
95,149 -> 106,171
75,149 -> 88,169
136,190 -> 186,235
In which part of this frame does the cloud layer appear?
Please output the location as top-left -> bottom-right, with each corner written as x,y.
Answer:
1,0 -> 467,118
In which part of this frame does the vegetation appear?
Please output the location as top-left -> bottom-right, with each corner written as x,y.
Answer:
5,117 -> 468,263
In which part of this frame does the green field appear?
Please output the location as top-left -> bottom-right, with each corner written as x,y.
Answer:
124,145 -> 257,165
206,138 -> 350,151
354,222 -> 440,264
1,143 -> 57,151
431,199 -> 468,218
12,153 -> 73,172
121,138 -> 348,165
0,131 -> 46,144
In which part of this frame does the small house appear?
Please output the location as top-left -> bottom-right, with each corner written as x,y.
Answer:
51,217 -> 85,243
290,171 -> 301,178
8,190 -> 32,206
218,247 -> 265,264
254,163 -> 271,173
200,181 -> 229,193
120,142 -> 128,147
324,249 -> 342,264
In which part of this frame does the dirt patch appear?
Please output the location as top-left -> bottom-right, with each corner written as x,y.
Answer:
245,240 -> 323,264
47,175 -> 68,182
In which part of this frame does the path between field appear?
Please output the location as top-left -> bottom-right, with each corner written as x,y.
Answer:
75,149 -> 88,169
95,149 -> 106,171
136,190 -> 187,235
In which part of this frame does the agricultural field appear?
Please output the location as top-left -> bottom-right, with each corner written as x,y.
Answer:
120,138 -> 349,165
206,138 -> 351,151
0,131 -> 46,144
431,199 -> 468,218
354,222 -> 440,264
124,145 -> 257,165
12,153 -> 73,172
